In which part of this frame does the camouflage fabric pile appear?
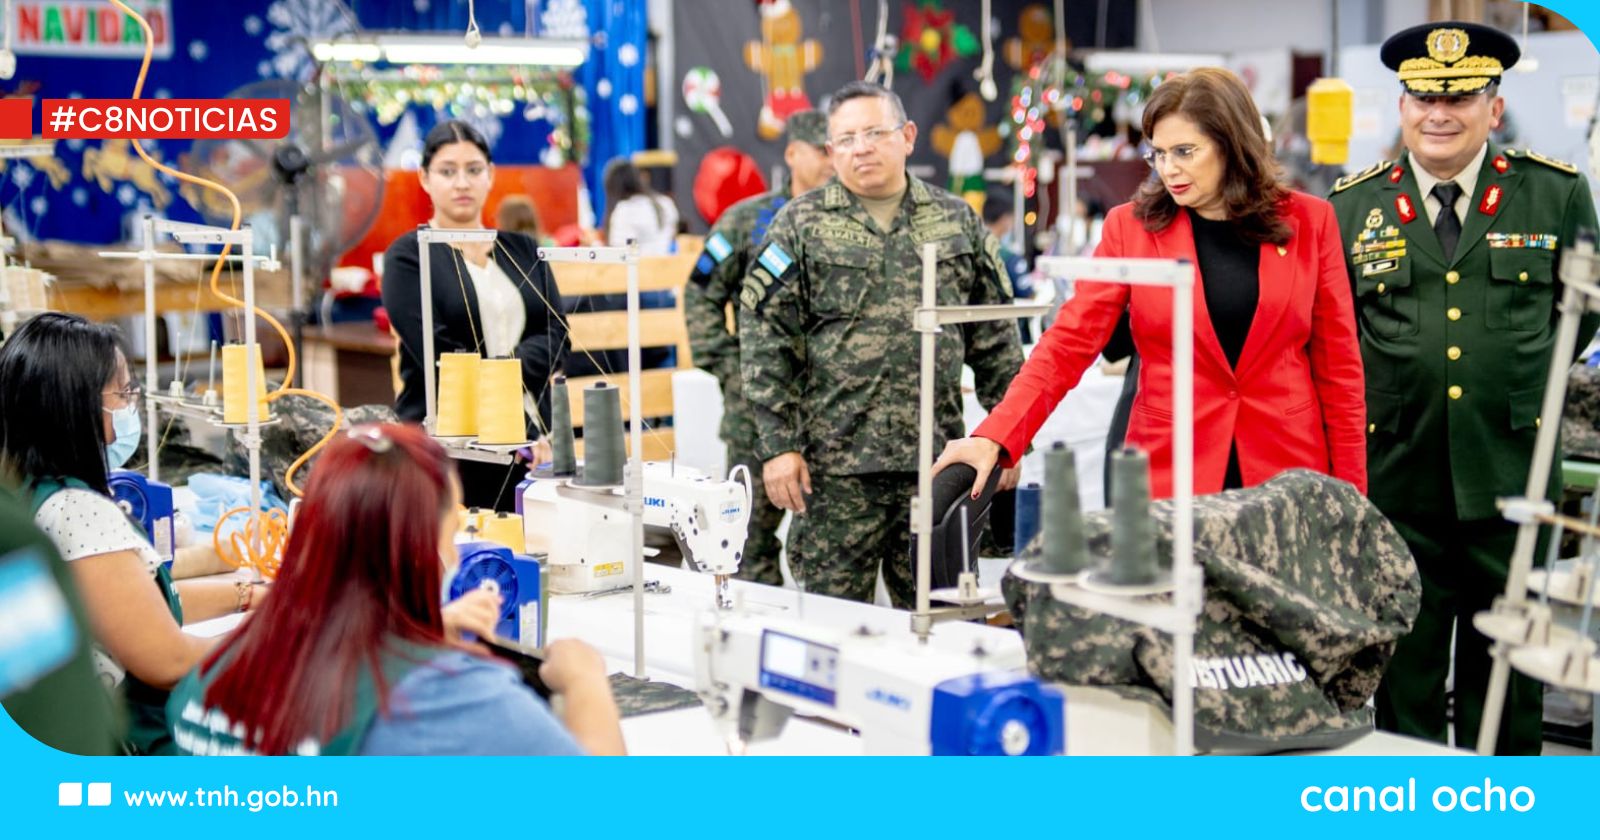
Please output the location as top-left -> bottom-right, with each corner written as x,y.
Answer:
225,395 -> 397,500
1003,470 -> 1421,753
1564,363 -> 1600,462
124,416 -> 224,487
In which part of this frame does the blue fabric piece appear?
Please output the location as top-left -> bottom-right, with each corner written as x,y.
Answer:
359,651 -> 584,756
184,473 -> 287,535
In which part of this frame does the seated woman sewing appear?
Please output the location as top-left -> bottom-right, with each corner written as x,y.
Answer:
166,423 -> 626,756
0,313 -> 256,755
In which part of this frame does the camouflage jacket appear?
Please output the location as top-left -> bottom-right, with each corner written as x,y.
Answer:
1004,470 -> 1421,752
737,175 -> 1024,474
685,183 -> 790,444
1327,145 -> 1600,519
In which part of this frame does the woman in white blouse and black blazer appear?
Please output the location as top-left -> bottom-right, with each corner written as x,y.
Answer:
381,121 -> 569,509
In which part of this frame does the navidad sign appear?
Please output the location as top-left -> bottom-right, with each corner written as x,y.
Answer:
13,1 -> 173,59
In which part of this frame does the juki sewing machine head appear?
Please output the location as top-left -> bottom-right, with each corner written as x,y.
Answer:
694,611 -> 1065,755
519,461 -> 751,607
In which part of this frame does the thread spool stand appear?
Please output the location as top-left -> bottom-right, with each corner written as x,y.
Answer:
909,249 -> 1201,755
1474,235 -> 1600,754
98,218 -> 280,576
536,243 -> 648,679
415,227 -> 533,466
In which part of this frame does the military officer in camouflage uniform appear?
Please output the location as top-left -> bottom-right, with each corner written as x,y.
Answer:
1328,22 -> 1600,754
739,81 -> 1024,606
685,111 -> 834,585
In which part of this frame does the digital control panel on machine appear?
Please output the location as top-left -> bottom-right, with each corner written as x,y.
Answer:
759,630 -> 839,707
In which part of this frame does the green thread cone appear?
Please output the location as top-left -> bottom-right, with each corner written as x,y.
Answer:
1042,442 -> 1089,574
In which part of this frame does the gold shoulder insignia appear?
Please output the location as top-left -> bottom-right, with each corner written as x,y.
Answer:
1331,160 -> 1392,194
1524,150 -> 1578,175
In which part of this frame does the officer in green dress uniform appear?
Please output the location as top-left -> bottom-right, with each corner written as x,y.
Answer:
1327,21 -> 1600,754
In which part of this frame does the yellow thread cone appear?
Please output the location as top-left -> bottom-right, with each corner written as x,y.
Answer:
222,343 -> 268,424
436,352 -> 481,437
483,511 -> 526,554
475,356 -> 525,445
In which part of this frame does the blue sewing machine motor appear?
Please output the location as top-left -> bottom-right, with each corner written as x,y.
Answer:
108,470 -> 175,569
928,672 -> 1066,756
449,541 -> 543,646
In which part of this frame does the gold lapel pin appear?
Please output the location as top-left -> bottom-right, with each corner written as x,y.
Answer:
1276,246 -> 1287,257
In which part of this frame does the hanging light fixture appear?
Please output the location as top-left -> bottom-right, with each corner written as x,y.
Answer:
311,34 -> 587,67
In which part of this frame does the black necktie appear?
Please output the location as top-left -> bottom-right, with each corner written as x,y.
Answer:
1431,181 -> 1463,262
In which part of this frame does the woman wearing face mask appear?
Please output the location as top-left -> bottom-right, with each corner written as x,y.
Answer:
167,424 -> 625,756
0,313 -> 256,754
935,68 -> 1366,499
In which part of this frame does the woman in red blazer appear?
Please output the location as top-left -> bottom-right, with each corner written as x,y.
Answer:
936,68 -> 1366,498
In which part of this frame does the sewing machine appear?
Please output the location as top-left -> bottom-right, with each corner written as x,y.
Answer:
519,461 -> 751,606
693,610 -> 1065,755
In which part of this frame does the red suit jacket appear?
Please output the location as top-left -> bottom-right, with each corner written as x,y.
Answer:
975,192 -> 1367,497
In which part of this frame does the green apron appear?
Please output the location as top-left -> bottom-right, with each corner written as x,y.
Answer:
27,476 -> 183,756
167,639 -> 441,755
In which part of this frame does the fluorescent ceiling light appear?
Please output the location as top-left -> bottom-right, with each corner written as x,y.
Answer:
311,34 -> 588,67
312,41 -> 382,62
1082,50 -> 1225,73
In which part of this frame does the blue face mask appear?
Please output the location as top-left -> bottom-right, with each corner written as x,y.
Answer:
104,404 -> 142,469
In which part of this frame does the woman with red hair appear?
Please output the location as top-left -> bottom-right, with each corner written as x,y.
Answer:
166,424 -> 624,756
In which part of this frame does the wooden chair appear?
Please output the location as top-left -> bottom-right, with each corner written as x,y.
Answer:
555,248 -> 699,461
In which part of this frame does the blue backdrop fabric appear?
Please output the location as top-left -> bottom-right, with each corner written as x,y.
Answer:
5,0 -> 643,244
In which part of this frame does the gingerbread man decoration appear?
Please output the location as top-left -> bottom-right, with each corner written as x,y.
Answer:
1005,4 -> 1060,71
744,0 -> 822,141
932,85 -> 1002,210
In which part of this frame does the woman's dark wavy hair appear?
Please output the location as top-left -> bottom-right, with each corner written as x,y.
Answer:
0,312 -> 126,494
1132,67 -> 1291,245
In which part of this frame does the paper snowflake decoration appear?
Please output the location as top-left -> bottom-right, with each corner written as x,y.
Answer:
541,0 -> 589,40
265,0 -> 357,82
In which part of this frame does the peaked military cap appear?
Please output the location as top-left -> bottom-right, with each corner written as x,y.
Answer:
1381,21 -> 1520,97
